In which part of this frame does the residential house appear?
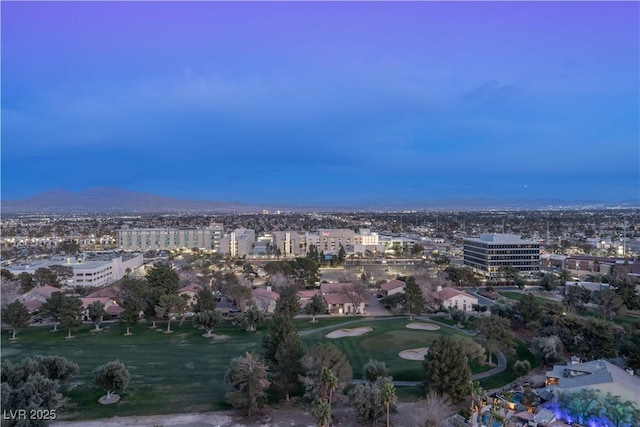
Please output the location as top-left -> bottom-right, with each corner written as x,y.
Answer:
179,284 -> 202,310
431,286 -> 478,312
320,282 -> 365,315
297,289 -> 321,310
80,297 -> 122,320
19,285 -> 61,313
545,358 -> 640,403
252,286 -> 279,313
379,279 -> 405,297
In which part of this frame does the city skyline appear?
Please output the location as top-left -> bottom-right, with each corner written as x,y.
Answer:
2,1 -> 639,206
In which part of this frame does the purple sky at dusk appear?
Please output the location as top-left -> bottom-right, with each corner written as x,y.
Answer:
2,1 -> 638,206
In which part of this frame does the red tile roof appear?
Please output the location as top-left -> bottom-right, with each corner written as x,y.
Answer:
380,279 -> 405,291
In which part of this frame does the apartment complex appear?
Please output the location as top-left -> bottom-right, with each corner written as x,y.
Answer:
219,228 -> 256,257
117,224 -> 224,251
463,233 -> 540,278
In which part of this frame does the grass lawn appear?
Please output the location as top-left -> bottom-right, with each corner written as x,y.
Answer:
300,318 -> 486,382
2,320 -> 264,420
2,316 -> 507,420
478,339 -> 538,390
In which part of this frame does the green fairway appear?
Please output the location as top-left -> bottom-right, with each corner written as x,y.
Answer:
300,318 -> 486,382
2,316 -> 496,420
2,321 -> 262,420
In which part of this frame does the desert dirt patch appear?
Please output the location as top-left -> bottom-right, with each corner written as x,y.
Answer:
399,347 -> 429,361
326,326 -> 373,339
406,322 -> 440,331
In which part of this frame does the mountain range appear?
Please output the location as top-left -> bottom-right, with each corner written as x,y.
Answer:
1,188 -> 638,213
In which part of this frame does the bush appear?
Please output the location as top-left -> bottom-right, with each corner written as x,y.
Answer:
513,359 -> 531,376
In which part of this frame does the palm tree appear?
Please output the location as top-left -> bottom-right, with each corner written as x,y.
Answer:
320,367 -> 338,408
381,378 -> 397,427
312,398 -> 331,427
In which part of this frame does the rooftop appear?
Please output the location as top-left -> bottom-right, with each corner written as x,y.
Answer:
465,233 -> 537,244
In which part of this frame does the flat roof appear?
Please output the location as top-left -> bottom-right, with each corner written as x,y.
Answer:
465,234 -> 538,244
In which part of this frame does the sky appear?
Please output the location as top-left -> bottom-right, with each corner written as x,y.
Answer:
2,1 -> 639,206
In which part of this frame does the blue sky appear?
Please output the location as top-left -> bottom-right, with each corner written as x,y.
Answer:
2,1 -> 638,205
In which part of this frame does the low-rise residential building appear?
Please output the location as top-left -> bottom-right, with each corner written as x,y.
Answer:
179,284 -> 202,310
431,286 -> 478,312
251,286 -> 279,313
80,297 -> 122,320
379,279 -> 406,296
320,282 -> 365,315
545,358 -> 640,403
18,285 -> 61,313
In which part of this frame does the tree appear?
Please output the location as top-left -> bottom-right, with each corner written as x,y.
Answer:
600,392 -> 640,427
556,389 -> 601,425
193,309 -> 222,337
337,244 -> 346,265
320,367 -> 338,406
155,294 -> 186,333
2,356 -> 78,422
618,323 -> 640,371
349,377 -> 395,427
146,263 -> 180,295
41,292 -> 67,332
1,268 -> 15,280
539,273 -> 559,291
237,304 -> 264,332
88,301 -> 105,332
517,293 -> 542,328
449,307 -> 468,327
119,295 -> 141,336
48,265 -> 74,286
193,287 -> 216,313
468,380 -> 485,413
403,276 -> 426,320
596,289 -> 625,319
93,360 -> 130,402
312,398 -> 332,427
306,294 -> 327,322
423,336 -> 471,402
444,266 -> 480,288
34,267 -> 60,288
449,335 -> 486,365
56,239 -> 80,255
531,335 -> 563,367
380,378 -> 397,427
274,285 -> 301,319
59,295 -> 83,339
513,360 -> 531,377
262,314 -> 297,363
477,315 -> 515,365
411,243 -> 425,257
362,359 -> 389,383
18,272 -> 35,292
2,300 -> 30,340
224,352 -> 270,417
564,285 -> 591,314
302,342 -> 353,401
272,328 -> 305,402
579,318 -> 615,360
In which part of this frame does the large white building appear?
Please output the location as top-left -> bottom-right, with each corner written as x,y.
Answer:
7,252 -> 144,288
220,228 -> 256,257
272,231 -> 307,256
463,234 -> 540,279
118,224 -> 224,251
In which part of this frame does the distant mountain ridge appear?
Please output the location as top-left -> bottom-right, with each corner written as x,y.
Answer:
1,188 -> 638,213
1,188 -> 247,213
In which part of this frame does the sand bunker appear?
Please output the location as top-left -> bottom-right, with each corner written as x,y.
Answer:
326,327 -> 373,339
399,347 -> 429,361
406,322 -> 440,331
